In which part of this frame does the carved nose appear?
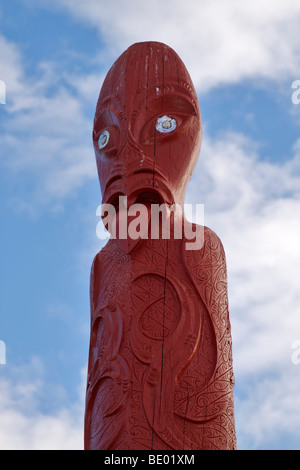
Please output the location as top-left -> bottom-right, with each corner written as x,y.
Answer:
117,133 -> 149,171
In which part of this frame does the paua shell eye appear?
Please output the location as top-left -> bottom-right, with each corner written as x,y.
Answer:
156,115 -> 177,133
98,130 -> 110,149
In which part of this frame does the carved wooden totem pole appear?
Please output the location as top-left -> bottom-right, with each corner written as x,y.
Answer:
84,42 -> 236,450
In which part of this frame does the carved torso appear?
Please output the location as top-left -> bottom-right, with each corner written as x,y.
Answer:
85,225 -> 236,450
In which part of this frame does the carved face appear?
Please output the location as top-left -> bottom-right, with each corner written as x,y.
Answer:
93,41 -> 202,209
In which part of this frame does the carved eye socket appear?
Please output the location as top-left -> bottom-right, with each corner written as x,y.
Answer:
156,115 -> 177,133
98,130 -> 110,149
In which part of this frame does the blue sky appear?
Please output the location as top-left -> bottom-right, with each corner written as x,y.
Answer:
1,0 -> 300,450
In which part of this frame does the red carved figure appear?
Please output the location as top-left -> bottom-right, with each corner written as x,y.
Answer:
84,42 -> 237,450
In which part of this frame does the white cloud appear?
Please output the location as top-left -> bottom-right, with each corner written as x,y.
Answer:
236,366 -> 300,449
0,358 -> 84,450
187,132 -> 300,373
44,0 -> 300,91
0,35 -> 24,97
0,34 -> 98,211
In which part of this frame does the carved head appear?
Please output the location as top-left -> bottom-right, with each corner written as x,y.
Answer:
93,41 -> 202,209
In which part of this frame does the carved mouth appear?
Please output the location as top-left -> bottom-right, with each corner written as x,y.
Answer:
133,190 -> 162,205
105,189 -> 163,213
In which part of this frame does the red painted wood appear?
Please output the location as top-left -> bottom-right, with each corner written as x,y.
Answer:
84,42 -> 236,450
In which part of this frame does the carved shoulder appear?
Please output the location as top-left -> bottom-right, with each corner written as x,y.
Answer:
89,243 -> 112,315
89,239 -> 129,316
183,225 -> 230,341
